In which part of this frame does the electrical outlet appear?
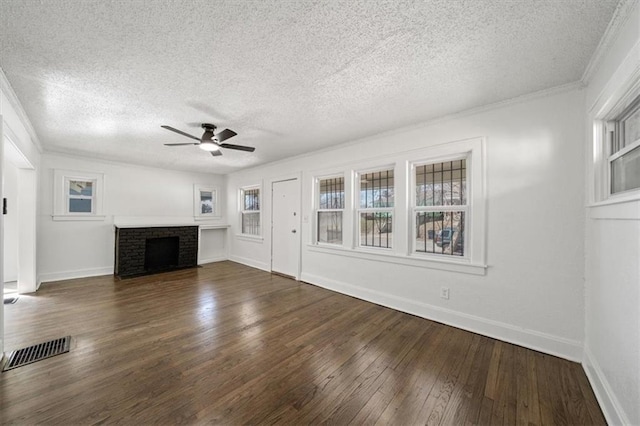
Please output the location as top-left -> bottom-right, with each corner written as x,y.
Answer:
440,287 -> 450,300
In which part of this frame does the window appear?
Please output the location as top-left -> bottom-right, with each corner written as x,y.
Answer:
413,158 -> 467,257
53,169 -> 105,221
309,137 -> 485,274
240,186 -> 260,235
607,95 -> 640,194
357,168 -> 394,249
67,179 -> 95,213
317,176 -> 344,244
194,185 -> 219,219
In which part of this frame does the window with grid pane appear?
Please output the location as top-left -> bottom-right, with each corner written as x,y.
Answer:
357,168 -> 394,249
241,187 -> 260,235
414,159 -> 467,257
317,176 -> 344,244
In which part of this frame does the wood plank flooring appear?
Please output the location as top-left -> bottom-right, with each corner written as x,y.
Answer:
0,261 -> 605,425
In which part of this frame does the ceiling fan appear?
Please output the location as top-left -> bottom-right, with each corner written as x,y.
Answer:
161,123 -> 255,156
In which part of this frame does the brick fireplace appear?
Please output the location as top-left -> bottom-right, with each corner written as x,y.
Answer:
114,226 -> 198,278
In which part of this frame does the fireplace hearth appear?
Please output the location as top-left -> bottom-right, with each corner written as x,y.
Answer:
115,226 -> 198,278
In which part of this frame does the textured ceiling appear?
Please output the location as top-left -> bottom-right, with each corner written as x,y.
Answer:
0,0 -> 620,174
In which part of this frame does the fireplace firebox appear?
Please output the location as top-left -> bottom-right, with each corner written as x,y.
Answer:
114,226 -> 198,278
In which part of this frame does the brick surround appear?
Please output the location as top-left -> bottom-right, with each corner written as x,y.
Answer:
115,226 -> 198,278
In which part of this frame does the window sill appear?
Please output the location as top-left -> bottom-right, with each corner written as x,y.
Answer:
194,215 -> 222,221
52,214 -> 106,222
587,196 -> 640,220
307,244 -> 486,275
235,234 -> 264,243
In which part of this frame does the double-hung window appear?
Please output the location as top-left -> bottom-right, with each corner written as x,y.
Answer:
357,168 -> 394,249
317,176 -> 344,244
240,187 -> 261,236
194,184 -> 219,219
53,169 -> 105,221
309,137 -> 485,273
607,95 -> 640,195
413,158 -> 467,257
66,179 -> 95,213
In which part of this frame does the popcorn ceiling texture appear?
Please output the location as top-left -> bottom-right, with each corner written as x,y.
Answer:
0,0 -> 619,174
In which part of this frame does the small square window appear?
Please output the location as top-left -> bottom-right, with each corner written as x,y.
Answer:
53,170 -> 104,221
193,185 -> 219,219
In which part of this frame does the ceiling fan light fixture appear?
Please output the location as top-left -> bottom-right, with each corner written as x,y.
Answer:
199,140 -> 219,152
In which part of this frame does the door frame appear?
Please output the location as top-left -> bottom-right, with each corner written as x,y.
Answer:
269,172 -> 302,280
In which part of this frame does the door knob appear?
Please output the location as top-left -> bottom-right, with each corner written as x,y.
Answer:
291,229 -> 297,233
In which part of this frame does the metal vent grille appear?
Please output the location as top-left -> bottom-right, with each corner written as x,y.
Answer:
2,336 -> 71,372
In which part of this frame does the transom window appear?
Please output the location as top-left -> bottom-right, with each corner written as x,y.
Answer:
240,187 -> 260,236
357,168 -> 394,249
413,158 -> 467,257
317,176 -> 344,245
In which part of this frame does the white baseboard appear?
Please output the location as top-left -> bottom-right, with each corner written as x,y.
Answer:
228,255 -> 270,272
198,256 -> 228,265
301,272 -> 583,362
38,267 -> 113,285
583,347 -> 630,426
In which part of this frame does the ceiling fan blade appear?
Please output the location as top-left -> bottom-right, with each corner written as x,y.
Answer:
210,150 -> 223,157
220,143 -> 255,152
164,143 -> 199,146
161,125 -> 201,141
214,128 -> 237,143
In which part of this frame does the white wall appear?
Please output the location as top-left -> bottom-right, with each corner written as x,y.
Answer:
3,160 -> 18,282
1,69 -> 42,356
38,153 -> 227,283
583,2 -> 640,425
228,87 -> 587,361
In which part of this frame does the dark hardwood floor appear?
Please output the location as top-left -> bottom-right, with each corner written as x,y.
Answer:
1,261 -> 605,425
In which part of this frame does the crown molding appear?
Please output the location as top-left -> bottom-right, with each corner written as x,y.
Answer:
0,67 -> 44,153
582,0 -> 639,84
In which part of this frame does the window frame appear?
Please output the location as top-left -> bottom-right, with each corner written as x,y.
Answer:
239,185 -> 261,237
53,169 -> 105,221
410,153 -> 470,260
604,95 -> 640,197
307,137 -> 486,275
315,174 -> 345,246
354,166 -> 395,251
591,67 -> 640,206
193,184 -> 220,220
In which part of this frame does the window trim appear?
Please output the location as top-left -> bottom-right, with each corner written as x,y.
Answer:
410,153 -> 470,260
308,137 -> 486,273
590,64 -> 640,205
354,165 -> 395,251
193,184 -> 220,220
315,174 -> 345,246
53,169 -> 105,221
239,185 -> 262,237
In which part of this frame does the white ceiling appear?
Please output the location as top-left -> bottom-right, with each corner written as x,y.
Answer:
0,0 -> 620,174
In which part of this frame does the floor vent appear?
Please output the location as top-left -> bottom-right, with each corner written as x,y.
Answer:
2,336 -> 71,372
3,296 -> 19,304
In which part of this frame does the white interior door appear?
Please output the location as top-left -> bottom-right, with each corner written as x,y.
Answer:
271,178 -> 300,278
